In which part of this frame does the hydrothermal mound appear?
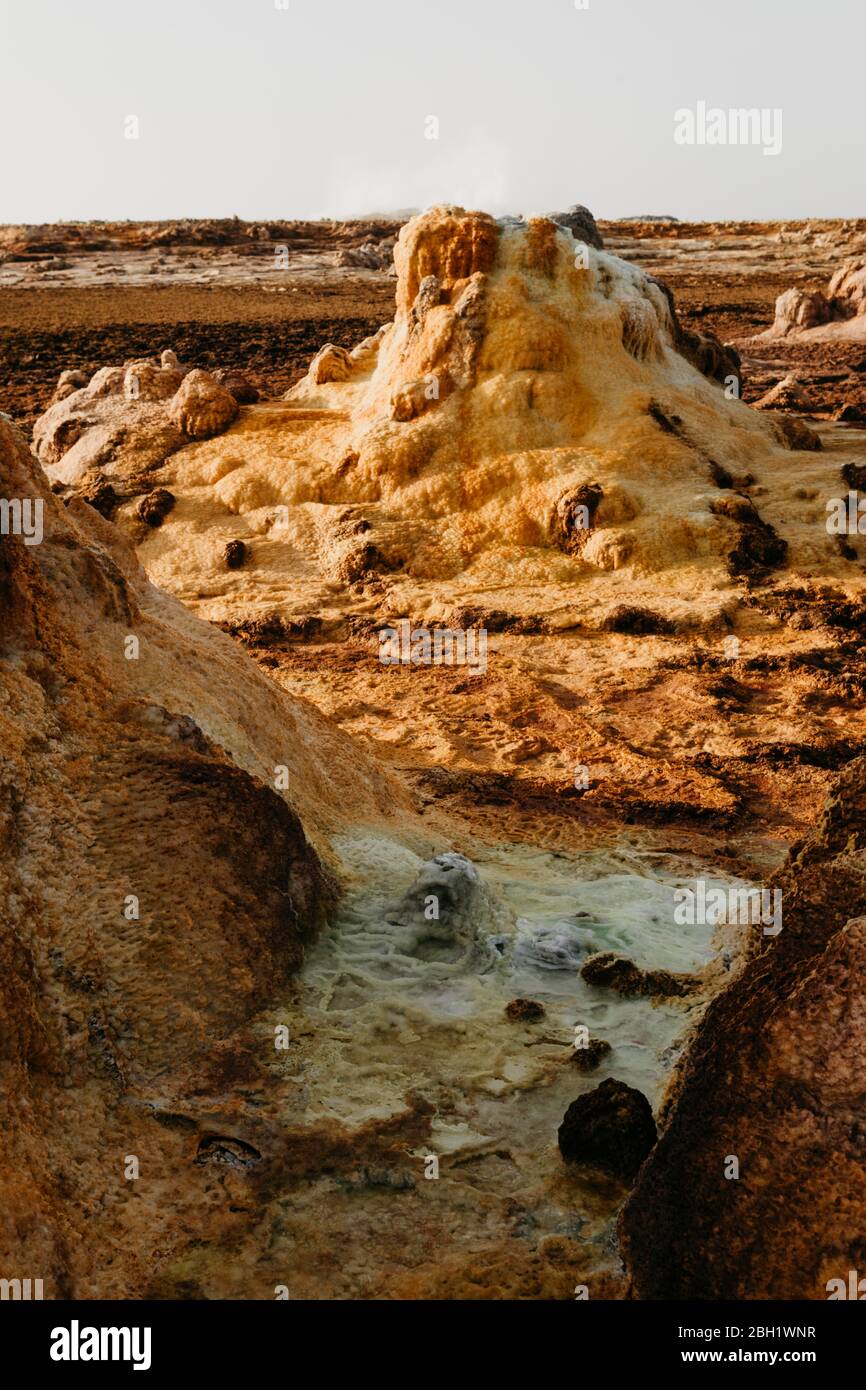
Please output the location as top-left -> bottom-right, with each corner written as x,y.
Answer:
41,203 -> 832,633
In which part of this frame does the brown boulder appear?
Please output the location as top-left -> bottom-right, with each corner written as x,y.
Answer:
224,539 -> 247,569
558,1078 -> 657,1180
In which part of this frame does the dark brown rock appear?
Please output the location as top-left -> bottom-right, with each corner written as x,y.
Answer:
648,276 -> 742,393
137,487 -> 175,527
505,998 -> 545,1022
718,496 -> 788,578
214,368 -> 259,404
581,952 -> 696,998
602,605 -> 675,636
225,539 -> 247,569
551,482 -> 604,557
558,1078 -> 657,1180
80,478 -> 120,520
570,1037 -> 612,1072
835,403 -> 866,423
548,205 -> 604,250
773,414 -> 822,451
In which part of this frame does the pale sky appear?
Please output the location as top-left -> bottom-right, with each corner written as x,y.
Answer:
1,0 -> 862,224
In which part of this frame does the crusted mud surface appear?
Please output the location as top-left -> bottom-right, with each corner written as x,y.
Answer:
4,209 -> 866,1299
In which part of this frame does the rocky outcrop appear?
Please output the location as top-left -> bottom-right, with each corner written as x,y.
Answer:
335,236 -> 396,271
548,204 -> 604,250
32,357 -> 238,496
754,373 -> 810,410
620,754 -> 866,1299
649,274 -> 742,392
772,287 -> 833,332
264,206 -> 793,591
760,256 -> 866,341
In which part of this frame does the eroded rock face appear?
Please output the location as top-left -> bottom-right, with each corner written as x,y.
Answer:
773,287 -> 833,332
620,755 -> 866,1299
649,274 -> 742,391
393,205 -> 499,315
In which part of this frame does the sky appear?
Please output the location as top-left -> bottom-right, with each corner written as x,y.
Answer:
1,0 -> 862,224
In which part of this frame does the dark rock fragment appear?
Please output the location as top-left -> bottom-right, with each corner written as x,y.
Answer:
137,488 -> 175,527
505,997 -> 546,1023
558,1077 -> 657,1180
581,951 -> 696,998
225,539 -> 247,569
